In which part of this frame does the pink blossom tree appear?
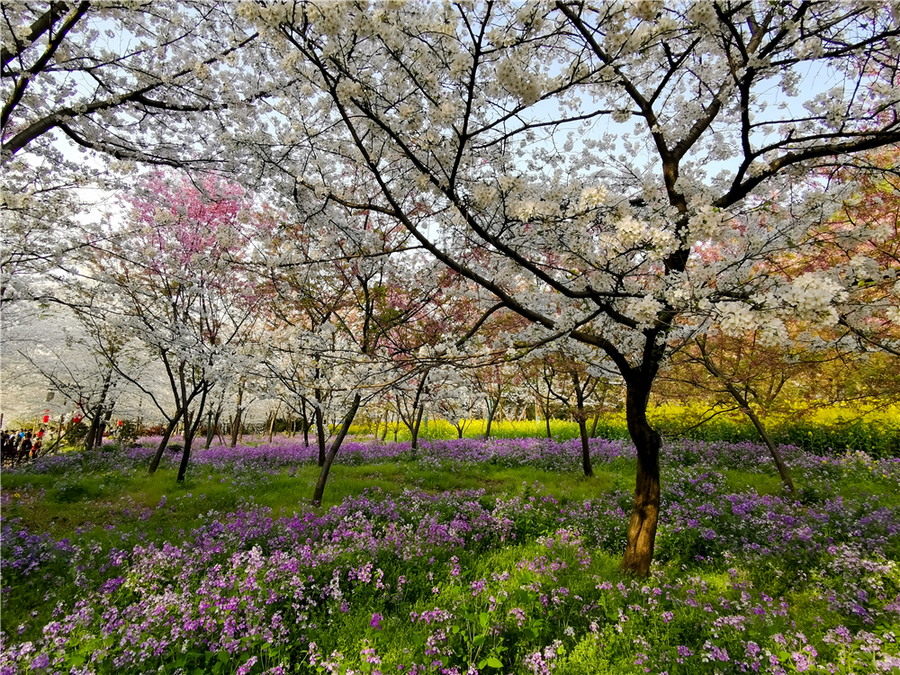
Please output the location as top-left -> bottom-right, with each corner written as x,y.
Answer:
80,170 -> 267,481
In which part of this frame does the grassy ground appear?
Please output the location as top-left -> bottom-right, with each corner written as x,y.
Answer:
1,460 -> 628,536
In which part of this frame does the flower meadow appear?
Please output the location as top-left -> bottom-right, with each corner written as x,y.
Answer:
349,403 -> 900,459
2,436 -> 900,675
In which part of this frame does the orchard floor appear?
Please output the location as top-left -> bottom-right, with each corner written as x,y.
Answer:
2,436 -> 899,675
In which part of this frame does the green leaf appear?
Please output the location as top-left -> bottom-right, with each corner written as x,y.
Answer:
473,635 -> 485,647
479,612 -> 490,627
486,657 -> 503,669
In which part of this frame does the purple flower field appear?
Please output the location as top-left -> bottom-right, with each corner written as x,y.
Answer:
2,437 -> 899,674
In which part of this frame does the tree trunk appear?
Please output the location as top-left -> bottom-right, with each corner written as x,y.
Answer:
410,404 -> 425,450
268,402 -> 281,443
301,399 -> 310,447
621,385 -> 661,577
148,410 -> 183,474
573,372 -> 593,477
50,415 -> 64,454
315,404 -> 327,466
178,388 -> 208,482
742,404 -> 795,491
84,407 -> 101,450
178,424 -> 193,483
312,394 -> 362,507
84,370 -> 113,449
590,412 -> 601,438
578,417 -> 593,477
178,414 -> 195,483
97,406 -> 114,447
230,387 -> 243,448
484,398 -> 495,440
205,409 -> 221,450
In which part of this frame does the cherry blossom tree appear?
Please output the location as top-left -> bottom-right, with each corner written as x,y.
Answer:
0,301 -> 144,447
251,196 -> 428,503
231,1 -> 900,574
432,367 -> 481,439
1,2 -> 259,167
75,170 -> 266,480
377,262 -> 475,450
257,199 -> 412,463
469,362 -> 513,440
669,146 -> 900,489
1,2 -> 265,308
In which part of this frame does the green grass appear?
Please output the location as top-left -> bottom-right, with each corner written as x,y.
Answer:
723,469 -> 786,496
2,462 -> 623,538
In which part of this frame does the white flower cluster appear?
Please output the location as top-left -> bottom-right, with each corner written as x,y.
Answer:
615,215 -> 676,251
629,1 -> 663,22
495,58 -> 543,105
153,208 -> 176,225
430,99 -> 459,125
192,61 -> 211,81
1,192 -> 32,210
449,51 -> 473,79
779,272 -> 846,324
757,317 -> 789,347
715,301 -> 756,335
472,183 -> 497,208
685,1 -> 717,30
336,79 -> 363,99
708,301 -> 789,347
688,205 -> 727,241
579,186 -> 607,209
515,1 -> 545,30
310,3 -> 345,37
509,199 -> 559,220
629,295 -> 662,326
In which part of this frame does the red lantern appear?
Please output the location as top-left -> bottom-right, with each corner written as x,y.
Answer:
42,415 -> 50,424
